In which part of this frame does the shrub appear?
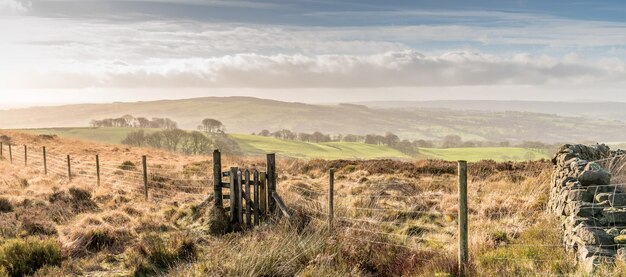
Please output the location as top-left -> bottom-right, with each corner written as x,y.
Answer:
0,198 -> 12,213
119,161 -> 137,171
0,238 -> 63,277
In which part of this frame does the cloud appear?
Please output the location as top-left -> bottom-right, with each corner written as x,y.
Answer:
0,0 -> 30,14
2,50 -> 623,89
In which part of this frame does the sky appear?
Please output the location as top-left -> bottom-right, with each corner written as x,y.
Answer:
2,0 -> 626,108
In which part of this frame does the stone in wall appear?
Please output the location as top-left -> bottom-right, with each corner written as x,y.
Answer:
550,144 -> 626,273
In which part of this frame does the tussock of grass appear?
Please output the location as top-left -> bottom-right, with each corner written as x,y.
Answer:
0,238 -> 63,277
63,225 -> 135,255
118,161 -> 137,171
127,234 -> 197,276
0,198 -> 13,213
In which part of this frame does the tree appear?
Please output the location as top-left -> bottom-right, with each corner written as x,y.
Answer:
258,130 -> 271,137
145,132 -> 164,149
136,117 -> 151,128
121,130 -> 145,146
199,118 -> 224,134
395,139 -> 416,155
161,129 -> 186,151
180,131 -> 213,155
384,132 -> 400,147
442,135 -> 462,148
413,139 -> 434,148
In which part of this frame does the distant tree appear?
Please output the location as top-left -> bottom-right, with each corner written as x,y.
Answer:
442,135 -> 463,148
121,130 -> 146,146
384,132 -> 400,147
161,129 -> 186,151
343,134 -> 359,142
395,139 -> 416,155
258,130 -> 271,137
213,134 -> 242,155
499,141 -> 510,147
145,132 -> 164,149
180,131 -> 213,155
298,133 -> 312,142
136,117 -> 151,128
413,139 -> 434,148
462,141 -> 476,147
199,118 -> 225,134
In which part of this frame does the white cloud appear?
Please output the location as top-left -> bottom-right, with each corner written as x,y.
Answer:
0,0 -> 30,14
1,50 -> 623,89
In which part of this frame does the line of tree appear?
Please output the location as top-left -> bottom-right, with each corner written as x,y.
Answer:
121,118 -> 241,155
90,115 -> 178,129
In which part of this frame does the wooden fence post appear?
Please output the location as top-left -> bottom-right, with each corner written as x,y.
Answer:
329,168 -> 334,230
229,167 -> 239,223
213,150 -> 223,208
23,145 -> 27,166
267,153 -> 276,213
43,147 -> 47,175
253,169 -> 260,225
0,142 -> 3,158
96,155 -> 100,186
142,155 -> 148,200
9,144 -> 12,164
458,160 -> 468,276
67,155 -> 72,181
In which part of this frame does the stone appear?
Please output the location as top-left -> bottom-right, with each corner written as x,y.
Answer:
578,245 -> 615,259
596,193 -> 612,203
608,193 -> 626,207
617,248 -> 626,262
567,189 -> 593,202
608,227 -> 620,237
621,229 -> 626,236
602,208 -> 626,224
578,162 -> 611,186
574,224 -> 614,245
567,201 -> 604,217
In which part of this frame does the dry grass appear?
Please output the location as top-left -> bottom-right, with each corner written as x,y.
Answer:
0,130 -> 612,276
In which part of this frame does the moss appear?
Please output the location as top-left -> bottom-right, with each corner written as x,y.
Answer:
0,238 -> 63,277
615,235 -> 626,244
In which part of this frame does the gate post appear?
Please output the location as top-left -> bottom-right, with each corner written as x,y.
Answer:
266,153 -> 276,213
213,150 -> 223,208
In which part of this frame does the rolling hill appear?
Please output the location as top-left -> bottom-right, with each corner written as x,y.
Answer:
3,97 -> 626,143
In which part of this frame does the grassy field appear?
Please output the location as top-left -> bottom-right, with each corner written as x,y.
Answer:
15,128 -> 550,161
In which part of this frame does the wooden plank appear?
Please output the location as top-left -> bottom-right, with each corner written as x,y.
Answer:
222,172 -> 230,177
229,167 -> 238,223
244,169 -> 252,228
267,154 -> 276,213
221,183 -> 230,189
253,169 -> 260,225
272,192 -> 291,219
259,172 -> 267,217
237,169 -> 243,224
222,194 -> 230,199
458,160 -> 469,275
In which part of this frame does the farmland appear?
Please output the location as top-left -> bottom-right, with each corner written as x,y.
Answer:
16,127 -> 550,161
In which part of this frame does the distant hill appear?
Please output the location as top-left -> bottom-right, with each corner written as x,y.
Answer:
3,96 -> 626,143
359,100 -> 626,121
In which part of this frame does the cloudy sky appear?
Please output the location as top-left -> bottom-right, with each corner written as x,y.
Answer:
2,0 -> 626,108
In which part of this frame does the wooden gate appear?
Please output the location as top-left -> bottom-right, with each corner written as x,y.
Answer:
213,151 -> 290,227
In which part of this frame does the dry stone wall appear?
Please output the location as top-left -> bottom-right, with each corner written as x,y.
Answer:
550,144 -> 626,273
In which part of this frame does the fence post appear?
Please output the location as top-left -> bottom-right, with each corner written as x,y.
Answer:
23,145 -> 27,166
267,153 -> 276,213
229,167 -> 239,223
43,147 -> 47,175
213,150 -> 223,208
67,155 -> 72,181
329,168 -> 334,230
96,155 -> 100,186
458,160 -> 468,276
142,155 -> 148,200
9,144 -> 12,164
0,142 -> 2,158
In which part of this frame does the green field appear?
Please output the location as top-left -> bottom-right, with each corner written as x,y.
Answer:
12,127 -> 551,161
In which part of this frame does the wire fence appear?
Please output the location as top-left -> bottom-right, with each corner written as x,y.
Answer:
0,140 -> 583,271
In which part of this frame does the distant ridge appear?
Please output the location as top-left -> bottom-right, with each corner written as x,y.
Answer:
2,96 -> 626,143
